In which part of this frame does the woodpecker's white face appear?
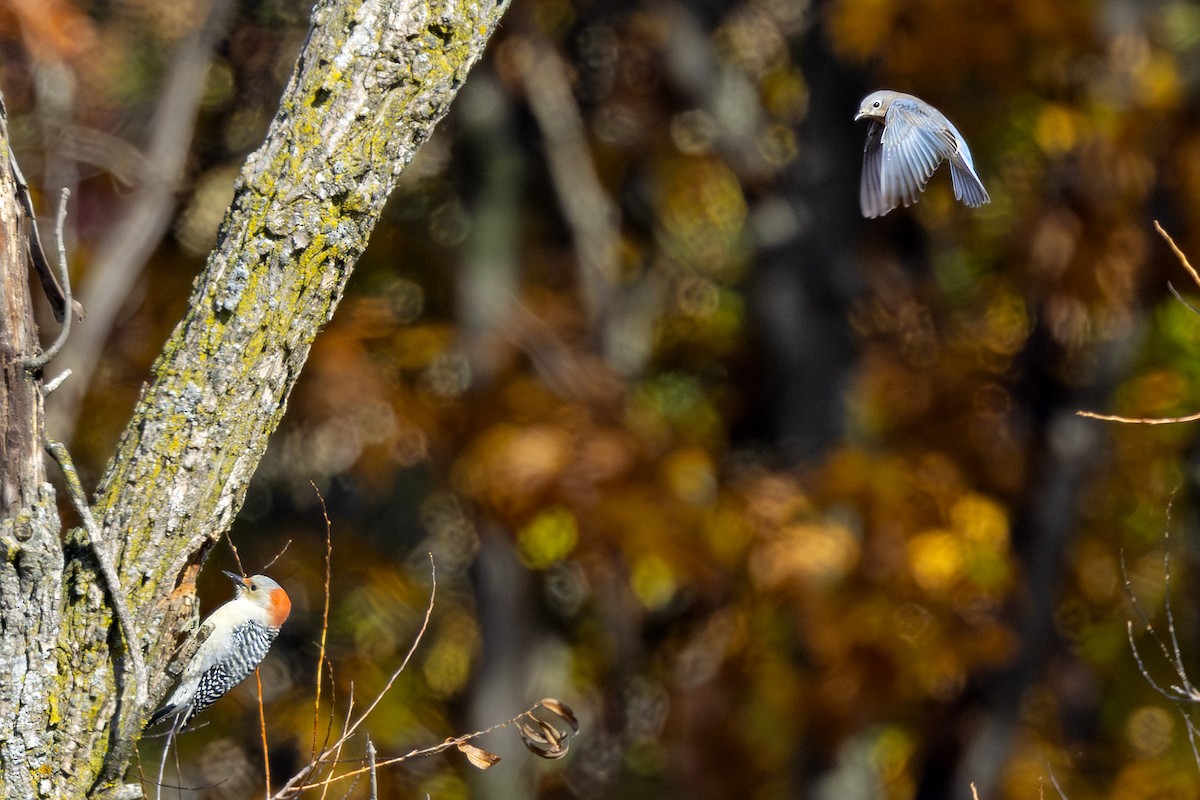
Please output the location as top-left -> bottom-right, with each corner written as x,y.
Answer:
223,571 -> 292,627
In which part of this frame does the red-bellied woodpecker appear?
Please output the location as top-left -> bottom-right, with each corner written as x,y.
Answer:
148,571 -> 292,728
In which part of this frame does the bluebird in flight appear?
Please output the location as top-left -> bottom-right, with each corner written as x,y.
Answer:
855,90 -> 990,218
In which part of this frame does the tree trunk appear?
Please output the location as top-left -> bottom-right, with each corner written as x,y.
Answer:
0,0 -> 511,796
0,102 -> 67,800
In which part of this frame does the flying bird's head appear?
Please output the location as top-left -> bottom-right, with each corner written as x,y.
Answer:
855,90 -> 899,122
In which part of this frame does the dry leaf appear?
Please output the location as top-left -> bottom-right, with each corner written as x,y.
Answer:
535,698 -> 580,732
516,699 -> 578,759
456,741 -> 501,770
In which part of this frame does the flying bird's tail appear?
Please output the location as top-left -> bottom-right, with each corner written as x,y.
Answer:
949,156 -> 990,208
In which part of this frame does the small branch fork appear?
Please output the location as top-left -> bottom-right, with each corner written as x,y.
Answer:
266,536 -> 576,798
271,553 -> 439,799
6,111 -> 80,325
1122,503 -> 1200,768
23,189 -> 75,371
281,699 -> 577,796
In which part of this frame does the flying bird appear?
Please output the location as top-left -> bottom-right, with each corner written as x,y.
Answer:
855,90 -> 990,218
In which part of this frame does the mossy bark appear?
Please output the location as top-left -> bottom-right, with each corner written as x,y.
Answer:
0,0 -> 511,795
0,102 -> 66,800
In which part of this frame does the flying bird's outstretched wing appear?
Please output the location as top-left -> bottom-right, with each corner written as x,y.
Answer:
878,98 -> 958,212
860,120 -> 888,219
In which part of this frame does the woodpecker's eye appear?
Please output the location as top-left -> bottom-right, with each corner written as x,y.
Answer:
872,101 -> 881,108
249,582 -> 258,591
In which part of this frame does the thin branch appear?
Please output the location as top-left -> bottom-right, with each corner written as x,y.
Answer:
1167,281 -> 1200,317
44,439 -> 147,711
292,715 -> 520,793
273,556 -> 436,799
225,536 -> 246,578
1044,765 -> 1069,800
1182,711 -> 1200,770
6,125 -> 73,322
25,189 -> 74,370
1155,220 -> 1200,291
310,481 -> 334,761
262,539 -> 292,571
256,667 -> 271,798
295,699 -> 577,792
1122,498 -> 1200,774
366,738 -> 378,800
317,686 -> 356,800
1076,409 -> 1200,425
319,661 -> 339,763
1157,510 -> 1191,692
43,369 -> 72,394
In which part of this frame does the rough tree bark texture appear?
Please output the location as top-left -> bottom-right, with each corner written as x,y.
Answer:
0,0 -> 511,796
0,106 -> 66,800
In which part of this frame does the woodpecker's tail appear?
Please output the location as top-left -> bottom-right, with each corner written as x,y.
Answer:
146,702 -> 184,728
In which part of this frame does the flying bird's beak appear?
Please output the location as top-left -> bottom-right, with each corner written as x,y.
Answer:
223,570 -> 246,586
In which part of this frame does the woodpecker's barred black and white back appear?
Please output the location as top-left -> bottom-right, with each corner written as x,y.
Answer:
148,620 -> 279,726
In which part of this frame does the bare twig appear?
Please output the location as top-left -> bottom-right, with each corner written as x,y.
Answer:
292,716 -> 516,792
44,439 -> 147,711
312,681 -> 352,800
310,482 -> 334,761
317,686 -> 356,800
318,661 -> 339,763
25,189 -> 75,370
225,537 -> 246,578
1156,220 -> 1200,291
273,556 -> 436,799
43,369 -> 72,394
1044,766 -> 1069,800
366,738 -> 378,800
1121,505 -> 1200,703
1076,409 -> 1200,425
290,702 -> 569,793
1167,282 -> 1200,317
256,668 -> 271,798
1122,499 -> 1200,775
262,540 -> 292,571
7,129 -> 74,322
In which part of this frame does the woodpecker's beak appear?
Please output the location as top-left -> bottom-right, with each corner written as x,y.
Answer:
854,110 -> 866,121
223,570 -> 246,586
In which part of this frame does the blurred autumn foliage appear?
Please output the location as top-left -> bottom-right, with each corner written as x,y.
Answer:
7,0 -> 1200,797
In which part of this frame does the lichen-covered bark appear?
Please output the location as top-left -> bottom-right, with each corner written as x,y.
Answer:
0,0 -> 512,796
0,108 -> 66,798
